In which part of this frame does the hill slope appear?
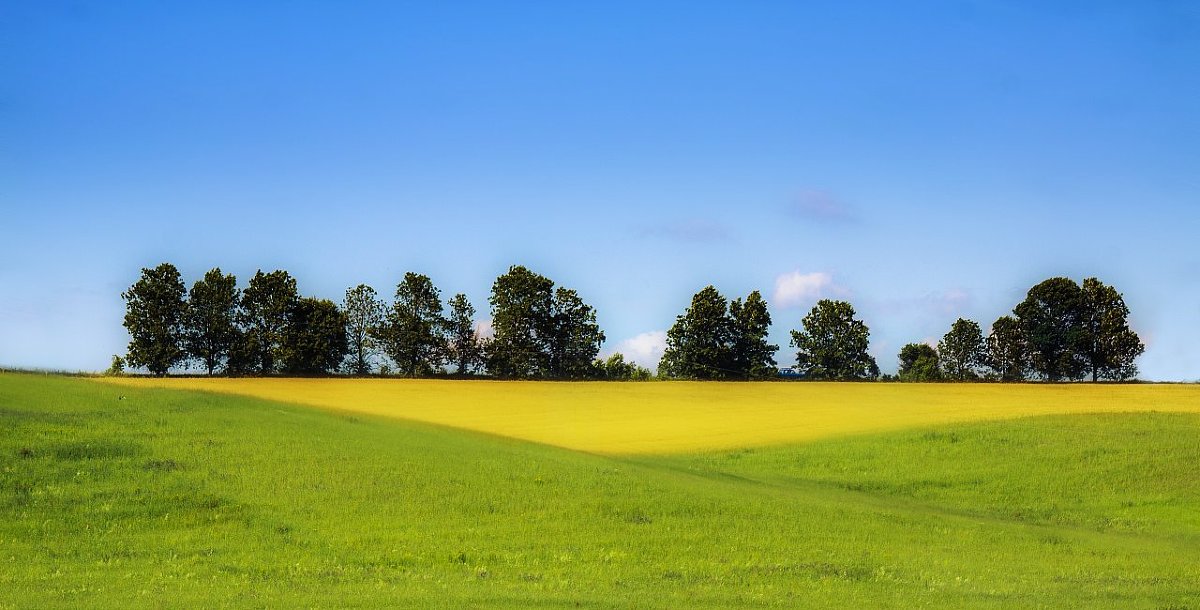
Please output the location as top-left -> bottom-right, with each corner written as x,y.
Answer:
3,373 -> 1198,607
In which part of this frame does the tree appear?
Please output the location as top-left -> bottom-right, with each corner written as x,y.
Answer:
597,353 -> 653,380
446,293 -> 485,375
897,343 -> 941,381
122,263 -> 187,375
1080,277 -> 1144,381
729,291 -> 778,379
660,287 -> 777,380
485,266 -> 606,379
1014,277 -> 1088,381
938,318 -> 986,381
548,287 -> 605,378
238,269 -> 299,375
224,334 -> 260,376
281,298 -> 349,375
379,272 -> 446,377
342,284 -> 384,375
789,299 -> 878,380
659,286 -> 734,379
184,268 -> 240,375
487,266 -> 556,378
986,315 -> 1027,381
105,355 -> 126,376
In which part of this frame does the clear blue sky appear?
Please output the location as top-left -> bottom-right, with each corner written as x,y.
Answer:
2,1 -> 1197,379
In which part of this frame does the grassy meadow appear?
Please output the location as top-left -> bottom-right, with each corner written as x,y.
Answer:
3,373 -> 1200,607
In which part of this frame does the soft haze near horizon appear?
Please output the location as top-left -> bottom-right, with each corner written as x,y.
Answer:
2,1 -> 1198,380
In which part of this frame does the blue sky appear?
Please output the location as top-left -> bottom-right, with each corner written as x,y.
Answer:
2,1 -> 1198,379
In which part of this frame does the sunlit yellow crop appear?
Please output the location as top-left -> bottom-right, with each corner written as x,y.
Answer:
101,378 -> 1200,454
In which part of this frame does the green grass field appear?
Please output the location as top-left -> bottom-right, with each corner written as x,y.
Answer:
2,372 -> 1199,608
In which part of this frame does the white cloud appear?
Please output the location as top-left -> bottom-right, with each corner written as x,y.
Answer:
773,271 -> 835,309
611,330 -> 668,370
474,319 -> 495,340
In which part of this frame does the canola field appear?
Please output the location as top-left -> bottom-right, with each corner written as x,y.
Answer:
102,377 -> 1200,453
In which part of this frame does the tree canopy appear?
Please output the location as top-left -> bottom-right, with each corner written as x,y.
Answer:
379,273 -> 447,377
986,315 -> 1028,382
119,264 -> 1148,382
184,268 -> 240,376
235,270 -> 299,375
729,291 -> 778,379
1080,277 -> 1144,381
897,343 -> 941,382
938,318 -> 986,381
596,353 -> 653,380
487,266 -> 556,378
547,287 -> 605,378
1014,277 -> 1089,381
659,287 -> 777,380
121,263 -> 187,376
446,293 -> 485,375
280,298 -> 349,375
790,300 -> 879,380
487,266 -> 604,379
342,284 -> 384,376
659,286 -> 733,379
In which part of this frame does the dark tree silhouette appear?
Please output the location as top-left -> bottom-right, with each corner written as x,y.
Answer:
122,263 -> 187,375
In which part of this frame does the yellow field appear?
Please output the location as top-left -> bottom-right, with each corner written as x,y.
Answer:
98,378 -> 1200,454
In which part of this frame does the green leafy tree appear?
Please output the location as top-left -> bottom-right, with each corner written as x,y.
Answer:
446,293 -> 485,375
486,266 -> 606,379
225,334 -> 260,376
660,287 -> 777,380
597,353 -> 653,380
487,266 -> 556,378
898,343 -> 941,381
986,315 -> 1028,381
659,286 -> 734,379
342,284 -> 384,375
938,318 -> 986,381
789,299 -> 879,380
122,263 -> 187,375
105,355 -> 126,376
281,298 -> 349,375
548,287 -> 605,378
1014,277 -> 1088,381
1080,277 -> 1144,381
729,291 -> 778,379
380,273 -> 447,377
184,268 -> 240,376
237,269 -> 299,375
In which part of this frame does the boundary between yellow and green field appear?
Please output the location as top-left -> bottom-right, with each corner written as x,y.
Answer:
99,377 -> 1200,454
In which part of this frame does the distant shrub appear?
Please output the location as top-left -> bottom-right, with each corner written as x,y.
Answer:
595,353 -> 654,381
105,355 -> 126,376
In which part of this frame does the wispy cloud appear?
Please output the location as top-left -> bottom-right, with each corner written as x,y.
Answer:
875,289 -> 972,317
933,289 -> 971,315
789,190 -> 858,223
773,271 -> 845,309
610,330 -> 668,370
640,219 -> 733,243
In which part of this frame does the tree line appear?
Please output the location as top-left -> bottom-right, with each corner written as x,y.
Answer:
652,276 -> 1142,382
120,263 -> 1143,381
893,277 -> 1144,382
121,263 -> 648,380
